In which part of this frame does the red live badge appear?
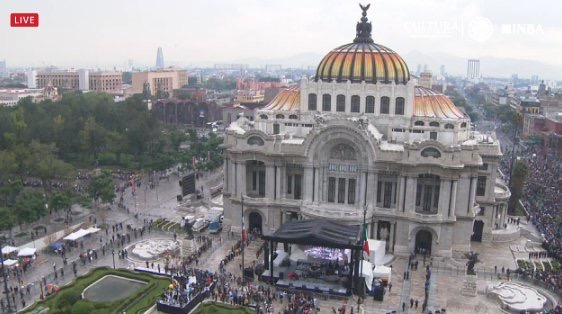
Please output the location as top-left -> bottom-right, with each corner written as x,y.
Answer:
10,13 -> 39,27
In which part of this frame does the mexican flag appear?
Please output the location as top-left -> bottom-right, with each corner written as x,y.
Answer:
363,223 -> 370,256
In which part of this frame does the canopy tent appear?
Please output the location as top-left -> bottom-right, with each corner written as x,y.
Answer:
367,239 -> 386,266
2,259 -> 18,267
63,228 -> 92,241
17,247 -> 37,257
263,219 -> 362,250
373,265 -> 392,284
1,246 -> 18,255
84,227 -> 101,234
360,260 -> 374,291
49,242 -> 64,251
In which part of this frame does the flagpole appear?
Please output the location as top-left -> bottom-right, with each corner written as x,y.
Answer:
241,193 -> 245,285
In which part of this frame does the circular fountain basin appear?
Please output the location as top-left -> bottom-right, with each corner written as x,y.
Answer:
128,238 -> 180,261
487,282 -> 547,312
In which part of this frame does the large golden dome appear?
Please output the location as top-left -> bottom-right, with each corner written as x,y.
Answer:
314,5 -> 410,85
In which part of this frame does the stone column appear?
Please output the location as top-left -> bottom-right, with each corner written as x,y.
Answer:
396,176 -> 405,211
358,171 -> 367,207
232,161 -> 238,196
468,177 -> 477,214
265,165 -> 275,199
388,222 -> 395,253
238,162 -> 246,197
371,220 -> 378,239
303,166 -> 314,202
449,180 -> 458,217
369,172 -> 378,207
223,158 -> 229,193
404,176 -> 417,213
438,179 -> 450,216
280,165 -> 286,199
275,166 -> 282,200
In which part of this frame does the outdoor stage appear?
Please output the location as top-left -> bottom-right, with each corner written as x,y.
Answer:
261,219 -> 363,297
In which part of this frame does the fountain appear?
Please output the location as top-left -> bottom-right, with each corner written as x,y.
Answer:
486,282 -> 548,312
127,239 -> 180,261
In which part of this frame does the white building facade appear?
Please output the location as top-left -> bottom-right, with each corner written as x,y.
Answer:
222,8 -> 510,258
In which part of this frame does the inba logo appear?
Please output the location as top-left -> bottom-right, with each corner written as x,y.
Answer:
10,13 -> 39,27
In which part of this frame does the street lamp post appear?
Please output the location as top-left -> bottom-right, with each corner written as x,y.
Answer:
111,250 -> 116,269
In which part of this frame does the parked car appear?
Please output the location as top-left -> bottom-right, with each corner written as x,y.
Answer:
209,220 -> 222,234
192,218 -> 209,232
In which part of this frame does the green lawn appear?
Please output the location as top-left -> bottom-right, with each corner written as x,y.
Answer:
193,302 -> 255,314
23,267 -> 171,314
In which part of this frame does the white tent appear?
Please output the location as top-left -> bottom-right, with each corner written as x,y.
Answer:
63,229 -> 91,241
360,260 -> 374,291
17,247 -> 37,257
373,265 -> 392,284
2,259 -> 18,267
84,227 -> 101,235
1,246 -> 18,255
367,239 -> 386,266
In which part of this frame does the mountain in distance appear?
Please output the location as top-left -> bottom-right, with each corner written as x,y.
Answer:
404,50 -> 562,80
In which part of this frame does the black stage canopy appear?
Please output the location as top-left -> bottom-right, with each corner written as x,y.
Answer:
262,219 -> 362,250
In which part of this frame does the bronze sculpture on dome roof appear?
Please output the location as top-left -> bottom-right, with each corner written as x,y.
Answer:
354,3 -> 374,43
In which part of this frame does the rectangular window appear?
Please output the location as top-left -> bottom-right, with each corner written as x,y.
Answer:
287,175 -> 293,194
322,94 -> 331,112
423,186 -> 433,211
380,97 -> 390,114
328,177 -> 336,203
476,176 -> 487,196
252,171 -> 257,190
479,163 -> 488,171
430,132 -> 437,140
395,97 -> 405,115
366,96 -> 375,113
273,123 -> 280,135
377,182 -> 382,203
338,178 -> 346,204
351,96 -> 360,113
433,184 -> 440,208
336,95 -> 346,112
383,182 -> 392,208
348,179 -> 356,204
258,170 -> 266,196
294,174 -> 302,200
308,94 -> 317,111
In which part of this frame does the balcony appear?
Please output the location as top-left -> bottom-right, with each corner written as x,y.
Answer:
494,180 -> 511,201
301,204 -> 370,222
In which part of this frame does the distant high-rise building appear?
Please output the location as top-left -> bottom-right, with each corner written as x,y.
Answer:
423,64 -> 428,72
418,71 -> 433,89
156,47 -> 164,69
0,60 -> 6,78
416,64 -> 421,76
26,70 -> 37,88
440,65 -> 446,77
467,59 -> 480,80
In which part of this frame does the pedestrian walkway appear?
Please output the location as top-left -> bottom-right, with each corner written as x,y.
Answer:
427,267 -> 437,312
399,259 -> 412,313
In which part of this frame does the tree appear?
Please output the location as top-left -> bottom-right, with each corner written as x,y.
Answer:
50,191 -> 72,217
26,141 -> 73,195
0,207 -> 15,232
0,150 -> 16,184
14,189 -> 46,228
89,171 -> 115,204
508,160 -> 528,214
79,117 -> 107,160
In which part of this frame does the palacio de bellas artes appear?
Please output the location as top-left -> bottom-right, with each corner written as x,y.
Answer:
221,4 -> 510,261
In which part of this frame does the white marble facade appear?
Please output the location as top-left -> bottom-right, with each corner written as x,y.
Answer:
222,12 -> 509,258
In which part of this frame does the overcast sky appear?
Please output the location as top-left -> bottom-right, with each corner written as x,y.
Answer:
1,0 -> 560,74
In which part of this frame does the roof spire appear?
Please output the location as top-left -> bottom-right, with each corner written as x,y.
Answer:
354,3 -> 374,43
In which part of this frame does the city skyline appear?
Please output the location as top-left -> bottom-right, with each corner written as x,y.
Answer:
1,0 -> 561,78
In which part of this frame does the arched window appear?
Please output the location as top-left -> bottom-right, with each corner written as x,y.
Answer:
395,97 -> 405,115
336,95 -> 346,112
276,114 -> 285,119
445,123 -> 454,129
260,114 -> 268,120
308,93 -> 317,111
380,96 -> 390,114
429,121 -> 440,127
289,114 -> 298,120
322,94 -> 331,112
421,147 -> 441,158
460,122 -> 467,128
351,95 -> 360,113
247,136 -> 264,146
366,96 -> 375,113
414,121 -> 425,126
